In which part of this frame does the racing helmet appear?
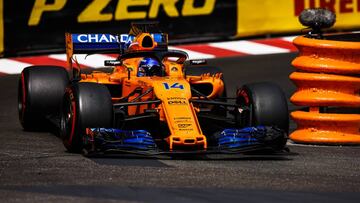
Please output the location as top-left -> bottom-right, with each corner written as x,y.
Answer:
137,57 -> 162,77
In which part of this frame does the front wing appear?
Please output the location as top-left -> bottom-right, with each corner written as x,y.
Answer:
82,126 -> 291,158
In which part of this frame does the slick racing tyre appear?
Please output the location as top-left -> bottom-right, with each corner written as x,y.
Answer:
18,66 -> 69,130
61,82 -> 113,153
236,82 -> 289,149
185,66 -> 227,116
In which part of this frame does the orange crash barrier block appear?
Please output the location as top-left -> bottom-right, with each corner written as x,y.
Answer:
291,111 -> 360,144
292,36 -> 360,75
290,72 -> 360,107
290,35 -> 360,145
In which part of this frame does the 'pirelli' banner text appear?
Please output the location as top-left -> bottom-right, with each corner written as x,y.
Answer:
1,0 -> 360,57
3,0 -> 236,56
237,0 -> 360,37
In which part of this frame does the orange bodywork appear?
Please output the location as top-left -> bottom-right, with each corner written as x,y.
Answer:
290,36 -> 360,144
65,32 -> 225,150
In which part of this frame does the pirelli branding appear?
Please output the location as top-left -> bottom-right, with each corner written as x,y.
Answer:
236,0 -> 360,37
2,0 -> 237,56
294,0 -> 360,16
1,0 -> 360,56
27,0 -> 217,26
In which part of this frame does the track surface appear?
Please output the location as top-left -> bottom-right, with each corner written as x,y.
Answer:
1,53 -> 360,202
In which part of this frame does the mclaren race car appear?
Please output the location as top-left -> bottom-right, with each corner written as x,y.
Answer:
18,23 -> 289,156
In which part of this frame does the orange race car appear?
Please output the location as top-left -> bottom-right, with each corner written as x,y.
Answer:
18,23 -> 289,156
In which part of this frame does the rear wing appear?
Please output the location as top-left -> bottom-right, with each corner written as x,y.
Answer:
65,33 -> 168,54
65,32 -> 168,78
66,33 -> 120,54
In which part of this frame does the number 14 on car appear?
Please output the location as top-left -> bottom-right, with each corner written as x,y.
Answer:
163,82 -> 184,90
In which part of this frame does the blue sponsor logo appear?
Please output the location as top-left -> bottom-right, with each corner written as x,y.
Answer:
163,82 -> 184,90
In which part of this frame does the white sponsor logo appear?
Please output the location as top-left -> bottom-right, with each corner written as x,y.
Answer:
76,34 -> 121,43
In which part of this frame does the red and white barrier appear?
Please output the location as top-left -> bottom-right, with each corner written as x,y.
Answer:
0,36 -> 297,75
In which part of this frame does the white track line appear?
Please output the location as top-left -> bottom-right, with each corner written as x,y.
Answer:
208,41 -> 290,55
49,54 -> 116,68
0,59 -> 32,74
169,46 -> 215,60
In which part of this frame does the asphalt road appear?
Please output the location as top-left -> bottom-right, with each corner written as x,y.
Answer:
1,53 -> 360,202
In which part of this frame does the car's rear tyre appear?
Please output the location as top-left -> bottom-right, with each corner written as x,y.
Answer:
236,82 -> 289,149
61,82 -> 113,153
18,66 -> 69,130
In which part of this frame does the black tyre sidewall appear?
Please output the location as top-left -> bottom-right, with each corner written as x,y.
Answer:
61,82 -> 113,152
76,83 -> 113,129
18,66 -> 69,130
237,82 -> 289,148
61,86 -> 83,152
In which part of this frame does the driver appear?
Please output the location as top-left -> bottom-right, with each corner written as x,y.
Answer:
137,57 -> 162,77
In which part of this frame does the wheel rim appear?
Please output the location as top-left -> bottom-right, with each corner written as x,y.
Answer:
61,93 -> 76,146
236,88 -> 251,125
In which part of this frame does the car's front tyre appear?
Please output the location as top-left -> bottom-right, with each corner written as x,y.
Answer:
236,82 -> 289,149
61,82 -> 113,153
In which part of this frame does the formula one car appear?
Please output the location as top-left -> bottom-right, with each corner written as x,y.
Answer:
18,23 -> 289,157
